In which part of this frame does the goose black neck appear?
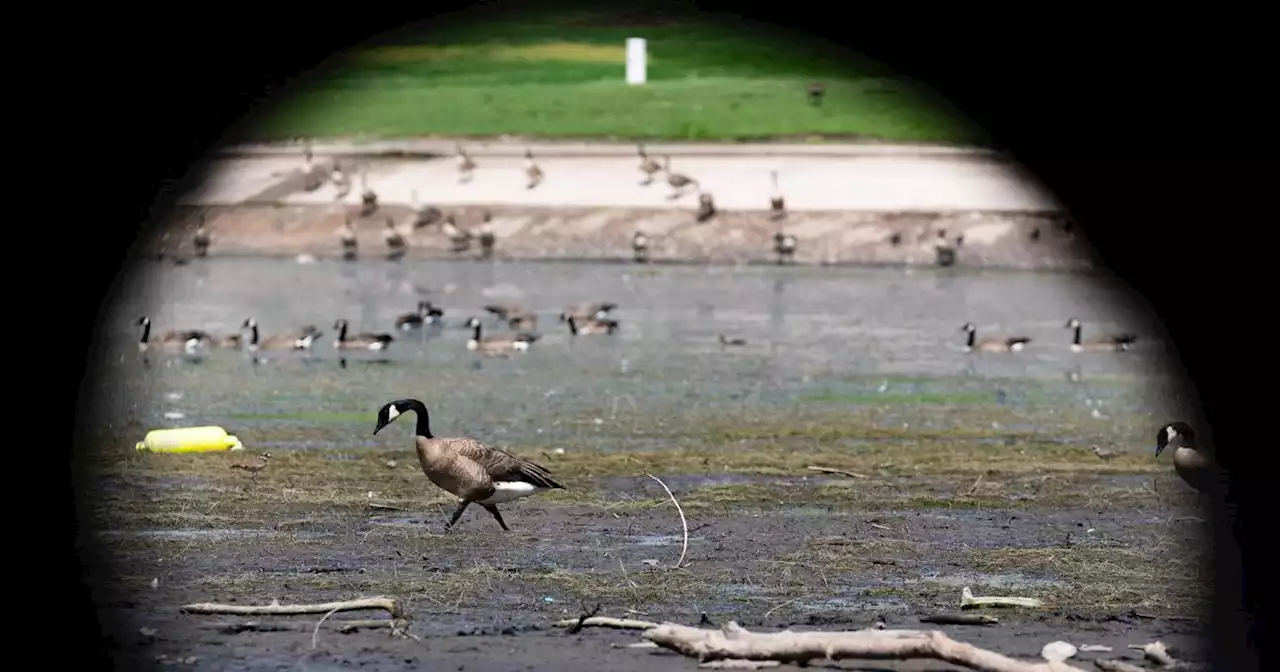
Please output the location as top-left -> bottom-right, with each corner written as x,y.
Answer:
139,321 -> 150,344
567,317 -> 578,335
1070,325 -> 1082,345
966,329 -> 976,348
407,400 -> 432,438
336,321 -> 348,342
471,323 -> 482,341
249,324 -> 260,346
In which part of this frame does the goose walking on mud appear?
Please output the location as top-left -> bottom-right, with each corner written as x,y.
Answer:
523,149 -> 544,189
455,143 -> 476,183
1155,421 -> 1220,494
637,144 -> 662,185
373,399 -> 565,531
663,156 -> 698,200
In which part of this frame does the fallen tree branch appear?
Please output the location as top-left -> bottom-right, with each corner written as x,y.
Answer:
553,616 -> 659,631
807,466 -> 868,479
920,614 -> 999,626
565,603 -> 602,635
960,587 -> 1043,609
646,473 -> 689,568
643,621 -> 1089,672
182,597 -> 404,620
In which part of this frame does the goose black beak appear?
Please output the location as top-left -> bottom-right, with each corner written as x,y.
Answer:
373,422 -> 388,435
1154,444 -> 1165,456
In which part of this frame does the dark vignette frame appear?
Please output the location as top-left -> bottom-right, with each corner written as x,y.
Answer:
67,1 -> 1265,669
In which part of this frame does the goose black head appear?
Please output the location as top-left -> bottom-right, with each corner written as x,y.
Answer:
333,319 -> 347,330
374,399 -> 423,435
960,322 -> 976,333
1064,317 -> 1082,329
136,317 -> 150,327
243,318 -> 258,329
1155,421 -> 1195,456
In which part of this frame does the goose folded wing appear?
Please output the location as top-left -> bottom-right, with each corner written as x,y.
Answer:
452,440 -> 563,490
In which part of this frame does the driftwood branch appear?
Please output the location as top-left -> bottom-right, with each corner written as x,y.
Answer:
181,597 -> 404,620
646,473 -> 690,568
206,618 -> 404,635
554,616 -> 659,631
961,586 -> 1044,609
643,621 -> 1089,672
807,466 -> 868,479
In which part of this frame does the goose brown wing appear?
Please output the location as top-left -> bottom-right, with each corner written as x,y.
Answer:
449,439 -> 564,489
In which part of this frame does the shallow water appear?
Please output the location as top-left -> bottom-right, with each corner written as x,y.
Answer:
91,259 -> 1178,451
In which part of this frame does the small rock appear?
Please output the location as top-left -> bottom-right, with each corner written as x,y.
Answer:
385,460 -> 398,468
640,559 -> 659,566
150,577 -> 159,589
552,448 -> 565,455
1041,641 -> 1078,662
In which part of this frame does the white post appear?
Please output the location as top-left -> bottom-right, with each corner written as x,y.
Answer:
626,37 -> 647,86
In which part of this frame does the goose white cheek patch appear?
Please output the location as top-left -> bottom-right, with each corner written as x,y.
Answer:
386,406 -> 400,421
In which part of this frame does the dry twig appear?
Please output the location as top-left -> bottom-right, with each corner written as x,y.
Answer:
182,597 -> 403,620
646,473 -> 690,568
553,616 -> 659,631
807,466 -> 867,479
566,603 -> 603,635
960,586 -> 1043,609
643,621 -> 1088,672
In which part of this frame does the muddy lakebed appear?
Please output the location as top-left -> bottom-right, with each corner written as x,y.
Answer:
79,259 -> 1207,670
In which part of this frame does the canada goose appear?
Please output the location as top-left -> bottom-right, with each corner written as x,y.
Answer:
135,316 -> 213,354
960,323 -> 1031,353
477,211 -> 496,259
523,149 -> 544,189
242,318 -> 322,351
395,301 -> 444,330
332,319 -> 394,351
230,452 -> 271,480
774,230 -> 797,264
1155,421 -> 1219,494
409,189 -> 443,228
359,168 -> 378,217
301,142 -> 324,191
566,315 -> 619,336
338,216 -> 358,261
559,302 -> 617,323
384,217 -> 407,259
1064,317 -> 1138,352
465,316 -> 539,352
935,239 -> 959,267
663,156 -> 698,199
769,171 -> 786,220
330,161 -> 352,199
696,192 -> 716,222
372,399 -> 565,531
455,143 -> 476,183
807,82 -> 826,106
637,144 -> 662,185
483,303 -> 534,325
718,333 -> 747,347
632,231 -> 650,263
193,216 -> 211,257
442,215 -> 472,253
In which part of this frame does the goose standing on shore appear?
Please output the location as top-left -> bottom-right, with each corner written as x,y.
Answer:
136,316 -> 213,354
395,301 -> 444,329
696,192 -> 717,222
193,215 -> 211,258
663,156 -> 698,200
372,399 -> 565,531
332,319 -> 394,351
477,211 -> 497,259
409,189 -> 443,228
774,229 -> 797,264
637,144 -> 662,185
384,217 -> 407,260
442,215 -> 472,253
359,167 -> 378,217
1064,317 -> 1138,352
301,142 -> 324,192
465,316 -> 540,353
523,149 -> 544,189
769,170 -> 787,220
242,318 -> 323,351
1155,421 -> 1220,494
959,323 -> 1030,353
632,231 -> 650,263
456,143 -> 477,183
330,160 -> 352,199
338,216 -> 358,261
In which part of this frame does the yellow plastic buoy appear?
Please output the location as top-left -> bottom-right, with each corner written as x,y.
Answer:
135,426 -> 244,453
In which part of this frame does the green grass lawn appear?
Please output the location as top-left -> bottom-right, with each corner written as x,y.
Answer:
249,11 -> 982,144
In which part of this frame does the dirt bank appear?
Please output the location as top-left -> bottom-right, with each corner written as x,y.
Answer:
143,204 -> 1086,270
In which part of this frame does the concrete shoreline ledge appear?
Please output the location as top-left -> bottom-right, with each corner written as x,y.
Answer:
143,204 -> 1090,272
215,139 -> 1007,161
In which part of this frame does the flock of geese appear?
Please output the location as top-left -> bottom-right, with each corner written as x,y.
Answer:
190,142 -> 801,264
